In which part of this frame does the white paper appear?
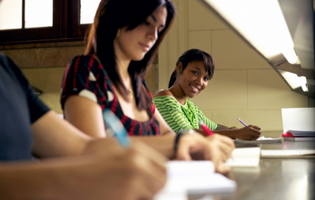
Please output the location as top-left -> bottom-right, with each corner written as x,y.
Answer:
156,161 -> 236,197
225,147 -> 260,167
281,107 -> 315,133
154,190 -> 187,200
235,136 -> 282,144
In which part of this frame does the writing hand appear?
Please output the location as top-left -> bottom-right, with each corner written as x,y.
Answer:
235,125 -> 261,140
69,141 -> 167,200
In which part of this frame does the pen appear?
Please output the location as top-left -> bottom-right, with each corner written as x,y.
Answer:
199,121 -> 213,136
103,108 -> 130,147
237,118 -> 247,127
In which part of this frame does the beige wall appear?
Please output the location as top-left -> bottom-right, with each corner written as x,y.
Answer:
158,0 -> 309,132
1,42 -> 86,114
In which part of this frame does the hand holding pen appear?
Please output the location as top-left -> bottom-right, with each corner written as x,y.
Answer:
198,121 -> 235,173
236,118 -> 261,140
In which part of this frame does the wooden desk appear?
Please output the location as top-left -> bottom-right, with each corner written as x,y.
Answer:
189,133 -> 315,200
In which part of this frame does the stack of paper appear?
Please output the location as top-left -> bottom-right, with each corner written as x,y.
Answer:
155,161 -> 236,199
225,147 -> 261,167
235,136 -> 282,144
261,149 -> 315,158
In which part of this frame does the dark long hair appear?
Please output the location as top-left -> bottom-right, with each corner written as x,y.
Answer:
168,49 -> 215,88
85,0 -> 175,110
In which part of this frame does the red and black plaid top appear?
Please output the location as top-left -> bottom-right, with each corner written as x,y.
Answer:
60,54 -> 160,136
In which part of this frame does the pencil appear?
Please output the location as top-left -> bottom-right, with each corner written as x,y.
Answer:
237,118 -> 247,127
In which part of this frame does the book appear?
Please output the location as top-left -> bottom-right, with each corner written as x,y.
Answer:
235,136 -> 282,144
282,130 -> 315,141
155,161 -> 236,198
225,147 -> 260,167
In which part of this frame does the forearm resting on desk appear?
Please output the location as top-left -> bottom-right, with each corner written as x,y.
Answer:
193,125 -> 236,137
0,157 -> 96,200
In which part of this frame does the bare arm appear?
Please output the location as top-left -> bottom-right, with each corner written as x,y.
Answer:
195,120 -> 261,141
6,110 -> 167,200
32,110 -> 91,157
31,110 -> 123,158
60,94 -> 234,172
0,141 -> 167,200
64,95 -> 106,138
216,124 -> 231,130
33,107 -> 234,174
214,125 -> 261,140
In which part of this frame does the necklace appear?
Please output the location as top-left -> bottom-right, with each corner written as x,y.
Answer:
128,88 -> 133,99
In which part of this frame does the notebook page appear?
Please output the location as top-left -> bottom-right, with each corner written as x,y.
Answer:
156,161 -> 236,196
235,136 -> 282,144
225,147 -> 260,167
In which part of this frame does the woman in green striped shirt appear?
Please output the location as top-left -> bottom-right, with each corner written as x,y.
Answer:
153,49 -> 261,140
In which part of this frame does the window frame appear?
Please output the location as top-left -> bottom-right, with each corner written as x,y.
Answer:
0,0 -> 91,44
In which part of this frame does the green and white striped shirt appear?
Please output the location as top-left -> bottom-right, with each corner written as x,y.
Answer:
153,96 -> 217,134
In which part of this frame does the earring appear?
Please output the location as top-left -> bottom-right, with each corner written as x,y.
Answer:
116,29 -> 120,38
177,70 -> 180,74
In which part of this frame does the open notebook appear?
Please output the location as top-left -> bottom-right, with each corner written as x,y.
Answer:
154,161 -> 236,199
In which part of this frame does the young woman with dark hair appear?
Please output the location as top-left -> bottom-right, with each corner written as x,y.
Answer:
154,49 -> 261,140
61,0 -> 235,173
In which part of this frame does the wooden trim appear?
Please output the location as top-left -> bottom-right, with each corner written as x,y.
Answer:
0,0 -> 90,44
0,40 -> 85,50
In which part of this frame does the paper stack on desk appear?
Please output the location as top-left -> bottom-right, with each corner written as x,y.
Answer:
235,136 -> 282,144
154,161 -> 236,199
225,147 -> 261,167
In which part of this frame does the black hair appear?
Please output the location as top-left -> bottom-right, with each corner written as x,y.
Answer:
85,0 -> 175,110
168,49 -> 215,88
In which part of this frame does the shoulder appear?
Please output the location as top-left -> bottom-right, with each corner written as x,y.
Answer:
154,89 -> 173,97
153,95 -> 179,108
0,53 -> 19,72
65,54 -> 104,78
0,53 -> 28,85
0,52 -> 9,63
69,54 -> 98,66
